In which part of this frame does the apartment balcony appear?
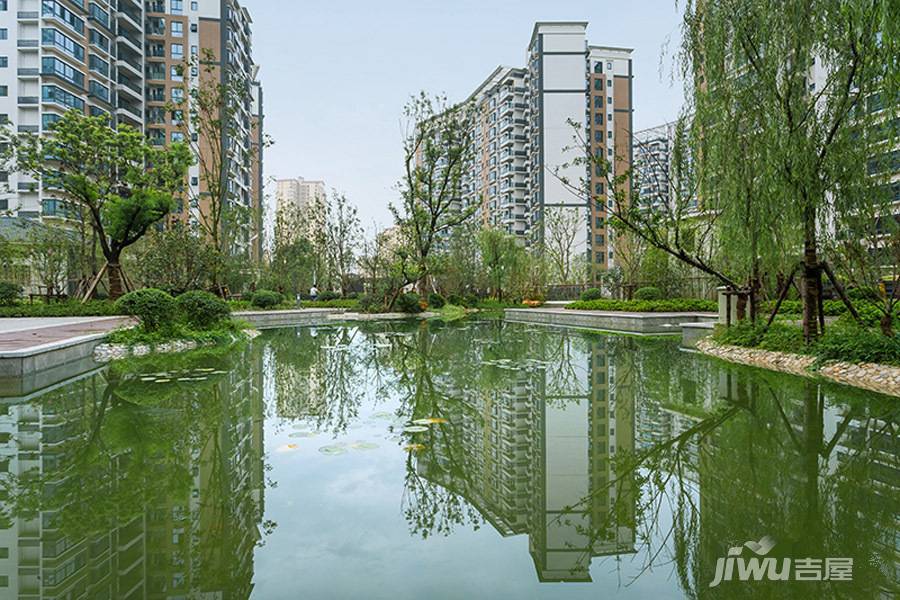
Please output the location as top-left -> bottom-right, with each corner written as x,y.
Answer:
117,76 -> 143,101
17,68 -> 39,78
17,39 -> 39,50
116,104 -> 142,128
17,96 -> 39,105
17,11 -> 39,21
117,31 -> 142,55
117,56 -> 143,79
117,2 -> 143,32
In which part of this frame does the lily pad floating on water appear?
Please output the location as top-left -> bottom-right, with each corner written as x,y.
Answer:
412,418 -> 449,426
318,444 -> 348,456
403,425 -> 429,434
351,441 -> 379,451
404,444 -> 426,453
289,431 -> 317,439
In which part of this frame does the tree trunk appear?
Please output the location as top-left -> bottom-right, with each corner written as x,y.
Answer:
108,258 -> 124,300
881,312 -> 894,337
801,208 -> 821,343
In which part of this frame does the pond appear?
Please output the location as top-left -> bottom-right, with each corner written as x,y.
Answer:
0,318 -> 896,598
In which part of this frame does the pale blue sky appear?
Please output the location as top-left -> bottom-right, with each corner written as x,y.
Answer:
244,0 -> 686,228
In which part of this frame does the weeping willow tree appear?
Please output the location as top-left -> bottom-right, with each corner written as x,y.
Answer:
680,0 -> 896,341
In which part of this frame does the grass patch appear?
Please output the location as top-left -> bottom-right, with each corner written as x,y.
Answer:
567,298 -> 717,312
431,304 -> 468,322
106,319 -> 248,348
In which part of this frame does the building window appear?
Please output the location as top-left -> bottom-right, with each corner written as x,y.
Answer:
170,0 -> 183,14
171,43 -> 183,59
190,45 -> 198,56
170,64 -> 182,81
171,21 -> 183,37
171,131 -> 184,142
42,28 -> 86,60
0,86 -> 7,97
42,56 -> 85,87
0,29 -> 7,40
88,55 -> 108,76
191,23 -> 197,32
593,79 -> 603,90
171,87 -> 184,102
89,29 -> 109,51
190,0 -> 197,9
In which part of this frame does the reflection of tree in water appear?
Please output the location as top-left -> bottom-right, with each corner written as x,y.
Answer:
576,360 -> 898,599
0,343 -> 268,598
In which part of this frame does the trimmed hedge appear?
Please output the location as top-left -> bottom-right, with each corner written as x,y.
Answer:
250,289 -> 283,309
568,298 -> 717,312
580,287 -> 603,302
0,300 -> 120,318
633,286 -> 664,301
176,291 -> 230,330
116,289 -> 176,332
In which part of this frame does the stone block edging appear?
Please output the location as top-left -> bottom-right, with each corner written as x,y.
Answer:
696,339 -> 900,398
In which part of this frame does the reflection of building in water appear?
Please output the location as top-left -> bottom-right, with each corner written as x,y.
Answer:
417,332 -> 636,582
0,346 -> 265,598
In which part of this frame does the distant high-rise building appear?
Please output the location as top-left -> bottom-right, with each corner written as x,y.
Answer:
275,177 -> 326,215
458,22 -> 634,284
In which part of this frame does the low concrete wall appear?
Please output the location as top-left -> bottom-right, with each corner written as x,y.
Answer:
0,333 -> 108,397
233,308 -> 346,330
681,322 -> 715,349
505,308 -> 717,335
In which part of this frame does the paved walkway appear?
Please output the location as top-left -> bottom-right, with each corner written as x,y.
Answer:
0,317 -> 134,353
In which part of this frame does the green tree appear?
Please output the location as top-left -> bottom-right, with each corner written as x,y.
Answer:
27,224 -> 74,298
9,111 -> 190,299
679,0 -> 895,341
130,223 -> 218,295
477,228 -> 522,301
393,92 -> 476,295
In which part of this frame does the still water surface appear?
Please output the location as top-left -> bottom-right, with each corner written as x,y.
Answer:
0,318 -> 896,599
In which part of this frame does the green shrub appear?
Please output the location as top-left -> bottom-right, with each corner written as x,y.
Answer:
567,298 -> 717,312
318,291 -> 340,301
580,287 -> 603,302
116,289 -> 176,332
634,286 -> 664,301
396,292 -> 423,314
447,293 -> 467,307
176,291 -> 230,330
0,282 -> 22,306
357,294 -> 379,312
714,321 -> 808,354
250,289 -> 283,309
428,292 -> 446,309
815,325 -> 900,366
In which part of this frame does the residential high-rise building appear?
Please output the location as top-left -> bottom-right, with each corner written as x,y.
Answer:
458,22 -> 634,285
275,177 -> 326,215
0,0 -> 264,259
0,0 -> 144,218
145,0 -> 261,258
